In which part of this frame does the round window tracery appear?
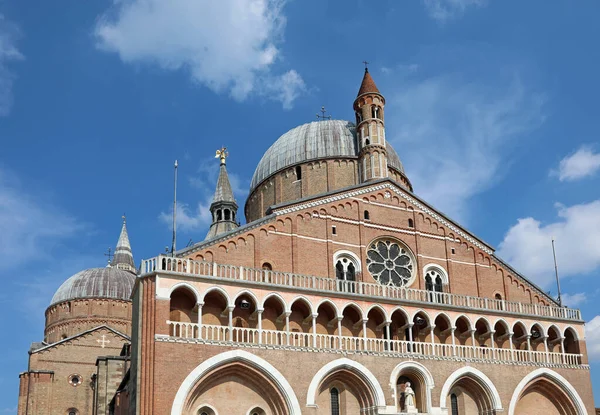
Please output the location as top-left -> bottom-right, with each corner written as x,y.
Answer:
366,240 -> 414,286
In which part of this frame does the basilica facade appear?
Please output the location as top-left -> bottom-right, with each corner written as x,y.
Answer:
18,69 -> 595,414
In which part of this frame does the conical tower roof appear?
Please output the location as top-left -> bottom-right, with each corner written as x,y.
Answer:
112,216 -> 136,273
206,149 -> 239,240
357,68 -> 381,96
211,163 -> 237,207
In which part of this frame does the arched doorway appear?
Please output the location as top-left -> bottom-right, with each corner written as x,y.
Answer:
440,367 -> 502,415
509,369 -> 587,415
172,350 -> 301,415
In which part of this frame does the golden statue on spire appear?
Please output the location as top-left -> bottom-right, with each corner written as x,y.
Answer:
215,147 -> 228,165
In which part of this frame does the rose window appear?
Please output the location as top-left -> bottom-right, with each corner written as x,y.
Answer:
366,240 -> 414,286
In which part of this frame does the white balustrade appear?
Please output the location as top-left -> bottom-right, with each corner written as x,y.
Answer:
165,321 -> 582,367
144,255 -> 581,321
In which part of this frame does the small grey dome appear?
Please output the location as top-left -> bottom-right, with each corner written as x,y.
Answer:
250,119 -> 405,193
50,267 -> 136,306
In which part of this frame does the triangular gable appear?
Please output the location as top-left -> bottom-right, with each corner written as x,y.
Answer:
268,178 -> 556,305
31,325 -> 130,354
173,177 -> 555,305
269,178 -> 494,254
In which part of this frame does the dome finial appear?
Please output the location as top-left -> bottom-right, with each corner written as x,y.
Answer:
215,147 -> 228,165
104,247 -> 113,267
363,60 -> 369,72
316,106 -> 332,121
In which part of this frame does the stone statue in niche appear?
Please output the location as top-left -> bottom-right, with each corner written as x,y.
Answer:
399,381 -> 418,413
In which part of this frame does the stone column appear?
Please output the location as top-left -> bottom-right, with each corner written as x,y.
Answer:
312,313 -> 318,348
227,306 -> 234,342
451,327 -> 456,356
337,317 -> 343,350
285,312 -> 291,346
196,302 -> 203,339
385,322 -> 391,352
408,323 -> 414,353
509,332 -> 515,361
257,309 -> 263,345
362,319 -> 368,351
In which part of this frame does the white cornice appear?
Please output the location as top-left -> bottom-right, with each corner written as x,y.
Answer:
272,182 -> 494,254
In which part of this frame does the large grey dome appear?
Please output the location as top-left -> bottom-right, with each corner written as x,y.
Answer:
250,120 -> 405,192
50,267 -> 136,306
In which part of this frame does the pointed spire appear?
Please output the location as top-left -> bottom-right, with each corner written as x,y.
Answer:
357,67 -> 381,97
205,148 -> 239,240
212,163 -> 236,205
111,215 -> 136,273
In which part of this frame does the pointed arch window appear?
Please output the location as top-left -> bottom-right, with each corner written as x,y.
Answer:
334,252 -> 360,293
330,388 -> 340,415
424,267 -> 446,303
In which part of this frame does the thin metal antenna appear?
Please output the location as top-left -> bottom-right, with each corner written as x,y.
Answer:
171,160 -> 178,257
552,237 -> 562,307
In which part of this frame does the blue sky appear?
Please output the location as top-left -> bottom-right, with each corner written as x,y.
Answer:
1,0 -> 600,411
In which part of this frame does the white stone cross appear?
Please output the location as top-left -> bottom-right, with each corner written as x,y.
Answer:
97,335 -> 110,348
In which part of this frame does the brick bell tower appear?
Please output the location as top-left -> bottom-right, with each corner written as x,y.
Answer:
354,65 -> 389,182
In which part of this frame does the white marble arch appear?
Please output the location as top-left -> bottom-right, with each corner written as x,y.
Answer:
389,361 -> 435,413
306,357 -> 386,410
170,350 -> 301,415
439,366 -> 503,412
508,368 -> 587,415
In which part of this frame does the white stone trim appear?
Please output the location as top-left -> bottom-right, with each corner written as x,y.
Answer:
423,263 -> 449,284
170,350 -> 301,415
288,295 -> 316,315
508,368 -> 587,415
389,361 -> 435,413
273,181 -> 494,254
306,358 -> 386,409
260,292 -> 288,311
232,289 -> 260,308
333,249 -> 362,272
200,286 -> 232,307
167,282 -> 202,303
439,366 -> 502,411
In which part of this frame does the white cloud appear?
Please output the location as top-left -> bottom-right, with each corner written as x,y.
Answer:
0,168 -> 83,271
387,74 -> 545,223
422,0 -> 486,22
0,14 -> 24,116
95,0 -> 305,108
560,292 -> 587,307
497,200 -> 600,288
553,146 -> 600,182
159,158 -> 248,235
159,201 -> 212,233
585,315 -> 600,361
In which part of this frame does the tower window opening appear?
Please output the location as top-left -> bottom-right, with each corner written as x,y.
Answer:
217,210 -> 222,221
364,210 -> 370,220
262,262 -> 272,271
224,209 -> 230,221
408,218 -> 414,228
371,106 -> 379,119
295,165 -> 302,180
451,248 -> 455,255
332,226 -> 337,235
330,388 -> 340,415
365,138 -> 370,146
